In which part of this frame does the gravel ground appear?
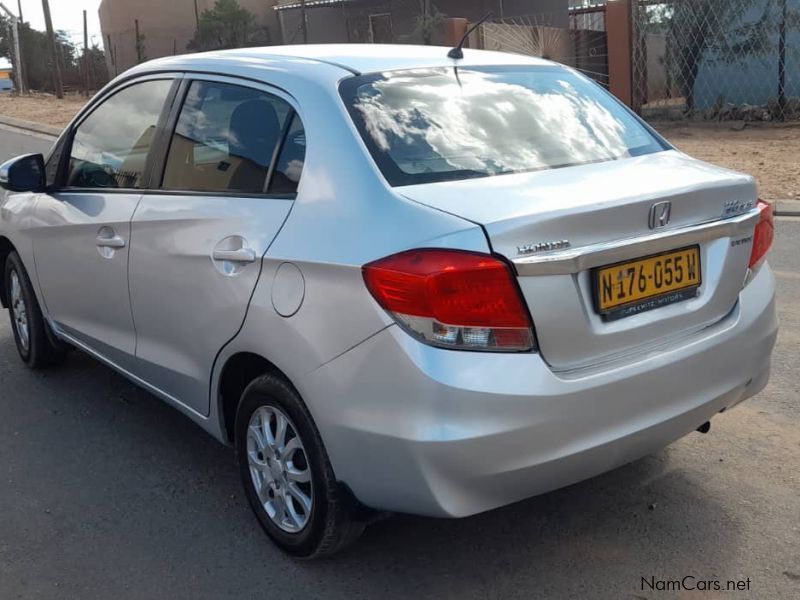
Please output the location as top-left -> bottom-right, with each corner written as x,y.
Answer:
656,122 -> 800,201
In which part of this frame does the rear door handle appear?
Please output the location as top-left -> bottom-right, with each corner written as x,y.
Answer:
212,248 -> 257,264
96,234 -> 126,249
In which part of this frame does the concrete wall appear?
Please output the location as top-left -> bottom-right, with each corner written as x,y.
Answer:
99,0 -> 283,76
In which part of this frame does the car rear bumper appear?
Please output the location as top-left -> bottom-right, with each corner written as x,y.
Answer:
301,265 -> 777,518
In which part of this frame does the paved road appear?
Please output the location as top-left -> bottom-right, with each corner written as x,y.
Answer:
1,130 -> 798,599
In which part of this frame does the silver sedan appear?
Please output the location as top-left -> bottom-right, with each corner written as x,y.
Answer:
0,45 -> 777,557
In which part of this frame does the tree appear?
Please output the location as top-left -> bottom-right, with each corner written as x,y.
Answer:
411,7 -> 444,46
0,17 -> 107,92
187,0 -> 270,52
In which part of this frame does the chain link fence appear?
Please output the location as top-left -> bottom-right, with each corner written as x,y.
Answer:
632,0 -> 800,122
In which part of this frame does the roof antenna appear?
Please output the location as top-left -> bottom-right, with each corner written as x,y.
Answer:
447,12 -> 492,60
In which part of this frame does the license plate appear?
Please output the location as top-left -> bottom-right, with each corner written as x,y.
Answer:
594,246 -> 701,321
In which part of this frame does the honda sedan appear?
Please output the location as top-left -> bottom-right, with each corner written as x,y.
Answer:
0,45 -> 777,557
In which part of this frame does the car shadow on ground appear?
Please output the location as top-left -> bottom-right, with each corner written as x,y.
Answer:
0,337 -> 742,599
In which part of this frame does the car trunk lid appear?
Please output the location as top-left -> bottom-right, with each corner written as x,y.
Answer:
399,150 -> 760,370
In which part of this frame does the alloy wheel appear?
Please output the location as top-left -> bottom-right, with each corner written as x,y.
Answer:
246,405 -> 313,533
9,270 -> 29,351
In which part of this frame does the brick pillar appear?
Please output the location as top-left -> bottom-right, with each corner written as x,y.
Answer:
606,0 -> 634,108
443,18 -> 468,48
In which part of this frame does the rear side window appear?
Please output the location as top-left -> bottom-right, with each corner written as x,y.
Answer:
268,113 -> 305,195
162,81 -> 304,195
340,66 -> 667,186
66,79 -> 173,189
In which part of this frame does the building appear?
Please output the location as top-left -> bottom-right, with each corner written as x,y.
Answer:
99,0 -> 283,76
0,65 -> 13,92
275,0 -> 569,46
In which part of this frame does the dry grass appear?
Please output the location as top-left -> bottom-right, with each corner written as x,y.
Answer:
0,95 -> 797,200
0,93 -> 89,128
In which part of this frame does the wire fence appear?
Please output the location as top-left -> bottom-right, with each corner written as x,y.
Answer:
631,0 -> 800,122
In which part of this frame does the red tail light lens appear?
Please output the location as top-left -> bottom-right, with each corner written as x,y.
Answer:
749,200 -> 774,268
363,249 -> 535,351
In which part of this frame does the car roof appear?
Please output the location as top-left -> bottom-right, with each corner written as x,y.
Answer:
135,44 -> 554,78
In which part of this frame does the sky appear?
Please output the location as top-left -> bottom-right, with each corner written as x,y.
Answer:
1,0 -> 103,67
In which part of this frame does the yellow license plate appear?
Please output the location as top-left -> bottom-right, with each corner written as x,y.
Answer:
594,246 -> 701,320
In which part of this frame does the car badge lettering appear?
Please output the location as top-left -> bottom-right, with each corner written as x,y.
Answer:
517,240 -> 571,255
723,198 -> 755,217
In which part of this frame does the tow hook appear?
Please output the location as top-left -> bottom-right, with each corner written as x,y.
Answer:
696,421 -> 711,434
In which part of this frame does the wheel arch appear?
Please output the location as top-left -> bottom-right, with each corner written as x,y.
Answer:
217,351 -> 292,445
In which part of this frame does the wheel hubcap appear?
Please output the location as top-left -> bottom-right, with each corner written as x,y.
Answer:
247,405 -> 313,533
9,271 -> 29,352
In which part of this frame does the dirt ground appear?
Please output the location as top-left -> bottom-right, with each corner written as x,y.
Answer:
0,93 -> 88,128
655,122 -> 800,201
0,95 -> 797,200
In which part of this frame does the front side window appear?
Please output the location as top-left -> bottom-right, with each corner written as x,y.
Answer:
66,79 -> 173,189
162,81 -> 303,194
340,66 -> 668,186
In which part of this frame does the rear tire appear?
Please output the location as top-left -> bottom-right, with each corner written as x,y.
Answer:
3,251 -> 66,368
235,374 -> 364,558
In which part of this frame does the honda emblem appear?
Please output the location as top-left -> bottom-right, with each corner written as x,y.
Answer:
648,201 -> 672,230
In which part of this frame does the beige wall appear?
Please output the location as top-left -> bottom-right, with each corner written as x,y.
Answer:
100,0 -> 282,76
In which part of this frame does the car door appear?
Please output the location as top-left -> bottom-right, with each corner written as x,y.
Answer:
128,76 -> 304,416
31,76 -> 177,370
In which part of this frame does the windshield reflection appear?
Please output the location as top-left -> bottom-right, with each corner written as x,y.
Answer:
350,68 -> 661,184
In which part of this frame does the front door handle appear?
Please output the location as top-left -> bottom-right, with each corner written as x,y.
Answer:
212,248 -> 256,264
96,234 -> 126,249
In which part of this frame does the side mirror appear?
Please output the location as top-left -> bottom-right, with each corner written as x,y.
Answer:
0,153 -> 46,192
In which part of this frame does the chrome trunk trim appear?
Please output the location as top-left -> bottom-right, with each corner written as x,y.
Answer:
512,207 -> 760,276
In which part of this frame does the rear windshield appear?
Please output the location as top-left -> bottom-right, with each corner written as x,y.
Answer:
340,66 -> 668,186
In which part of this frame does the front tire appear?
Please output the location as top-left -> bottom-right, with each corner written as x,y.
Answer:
3,251 -> 65,368
235,374 -> 364,558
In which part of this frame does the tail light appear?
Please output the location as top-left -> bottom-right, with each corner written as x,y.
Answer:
363,249 -> 535,352
749,200 -> 774,269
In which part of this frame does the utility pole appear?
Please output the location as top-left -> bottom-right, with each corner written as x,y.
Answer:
106,33 -> 117,77
0,2 -> 24,94
193,0 -> 200,31
15,0 -> 21,21
135,18 -> 143,63
778,0 -> 787,121
41,0 -> 63,98
82,10 -> 89,96
420,0 -> 432,45
300,0 -> 308,44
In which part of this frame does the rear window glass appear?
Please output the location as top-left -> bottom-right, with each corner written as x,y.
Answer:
340,66 -> 667,186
